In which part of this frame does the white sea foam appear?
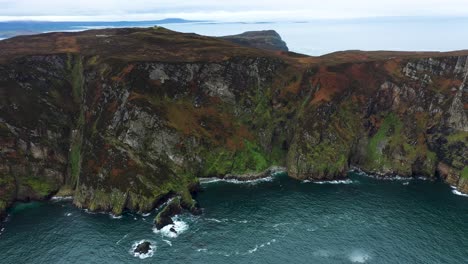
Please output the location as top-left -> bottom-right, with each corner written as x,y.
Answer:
402,182 -> 410,186
130,240 -> 156,259
163,239 -> 172,246
142,212 -> 151,217
206,218 -> 222,223
304,179 -> 354,184
200,176 -> 274,185
452,189 -> 468,197
110,214 -> 123,219
65,213 -> 72,217
83,209 -> 97,215
83,208 -> 124,219
153,217 -> 188,238
51,196 -> 73,201
368,174 -> 414,181
349,250 -> 371,263
246,239 -> 277,254
196,248 -> 207,252
205,218 -> 248,224
116,234 -> 128,245
352,168 -> 429,181
248,245 -> 258,253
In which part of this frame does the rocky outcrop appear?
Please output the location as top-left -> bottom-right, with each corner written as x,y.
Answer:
0,28 -> 467,220
222,166 -> 286,181
134,241 -> 151,254
154,198 -> 183,229
220,30 -> 289,52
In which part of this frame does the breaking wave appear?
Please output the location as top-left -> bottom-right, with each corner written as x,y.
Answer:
110,214 -> 123,219
303,179 -> 354,184
200,176 -> 274,185
51,196 -> 73,201
451,186 -> 468,197
153,217 -> 188,238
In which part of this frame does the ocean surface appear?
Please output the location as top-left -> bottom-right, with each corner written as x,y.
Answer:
1,172 -> 467,263
2,17 -> 468,55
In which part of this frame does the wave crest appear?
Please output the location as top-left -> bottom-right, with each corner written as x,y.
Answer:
153,217 -> 188,238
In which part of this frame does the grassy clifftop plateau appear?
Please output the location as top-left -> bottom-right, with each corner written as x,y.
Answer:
0,27 -> 467,220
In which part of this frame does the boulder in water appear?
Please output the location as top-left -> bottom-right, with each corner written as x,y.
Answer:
134,241 -> 151,254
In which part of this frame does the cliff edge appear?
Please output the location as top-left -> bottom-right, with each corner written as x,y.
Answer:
219,30 -> 289,52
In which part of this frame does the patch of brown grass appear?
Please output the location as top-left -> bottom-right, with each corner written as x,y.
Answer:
55,36 -> 79,53
310,67 -> 349,104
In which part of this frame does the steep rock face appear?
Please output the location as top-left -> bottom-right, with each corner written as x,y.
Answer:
1,55 -> 76,217
72,57 -> 287,214
288,56 -> 468,184
0,28 -> 467,219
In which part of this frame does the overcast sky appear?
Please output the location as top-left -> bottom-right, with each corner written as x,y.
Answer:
1,0 -> 468,22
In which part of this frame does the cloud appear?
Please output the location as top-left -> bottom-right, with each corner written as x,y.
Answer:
0,0 -> 467,21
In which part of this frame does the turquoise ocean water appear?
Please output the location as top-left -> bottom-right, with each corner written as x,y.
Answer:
1,172 -> 467,263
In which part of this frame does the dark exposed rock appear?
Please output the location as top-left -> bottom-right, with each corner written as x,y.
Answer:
134,241 -> 151,254
222,166 -> 286,181
154,198 -> 182,230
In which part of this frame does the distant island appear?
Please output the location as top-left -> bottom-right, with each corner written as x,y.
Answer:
0,18 -> 202,38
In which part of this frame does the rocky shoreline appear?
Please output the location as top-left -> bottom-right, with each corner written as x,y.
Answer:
1,166 -> 467,229
221,166 -> 286,181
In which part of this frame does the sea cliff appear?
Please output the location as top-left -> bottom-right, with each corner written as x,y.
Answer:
1,27 -> 467,220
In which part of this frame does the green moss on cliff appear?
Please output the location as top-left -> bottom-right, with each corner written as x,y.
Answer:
70,143 -> 81,184
0,175 -> 16,212
23,177 -> 54,197
15,172 -> 60,199
363,112 -> 438,176
87,188 -> 127,215
367,113 -> 403,168
462,167 -> 468,179
69,54 -> 84,104
202,139 -> 272,177
67,54 -> 84,188
0,200 -> 6,212
446,131 -> 468,144
287,101 -> 362,179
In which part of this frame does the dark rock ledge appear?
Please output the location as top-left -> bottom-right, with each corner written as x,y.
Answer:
221,166 -> 286,181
